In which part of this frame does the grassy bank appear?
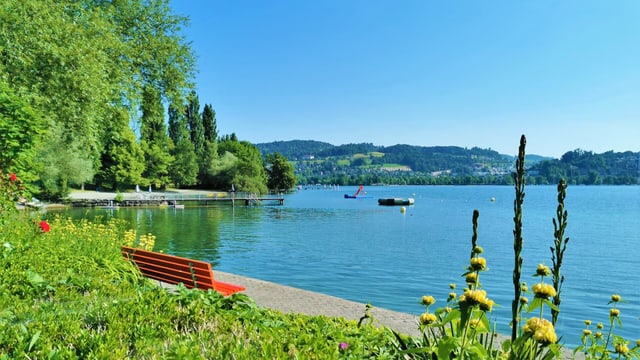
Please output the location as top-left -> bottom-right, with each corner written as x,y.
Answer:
0,213 -> 398,359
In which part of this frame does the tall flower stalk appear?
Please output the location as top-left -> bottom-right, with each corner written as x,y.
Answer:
550,179 -> 569,325
511,135 -> 526,342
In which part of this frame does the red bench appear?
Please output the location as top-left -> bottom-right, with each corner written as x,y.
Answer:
121,246 -> 245,296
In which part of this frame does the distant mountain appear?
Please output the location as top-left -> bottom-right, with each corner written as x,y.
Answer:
255,140 -> 334,160
255,140 -> 638,185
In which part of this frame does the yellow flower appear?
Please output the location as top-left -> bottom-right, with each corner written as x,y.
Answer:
465,273 -> 478,284
611,294 -> 621,302
420,312 -> 437,325
597,322 -> 604,329
582,329 -> 592,336
472,246 -> 483,254
447,292 -> 456,301
536,264 -> 551,276
610,308 -> 620,317
461,289 -> 487,306
449,283 -> 456,289
532,283 -> 556,299
584,320 -> 591,326
479,298 -> 495,312
523,318 -> 557,345
614,344 -> 629,355
421,295 -> 436,306
519,296 -> 529,304
595,332 -> 603,339
521,282 -> 528,292
470,257 -> 487,271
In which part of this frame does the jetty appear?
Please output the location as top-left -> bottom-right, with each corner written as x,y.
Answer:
68,192 -> 284,208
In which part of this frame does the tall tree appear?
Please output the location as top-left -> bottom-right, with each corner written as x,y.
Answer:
140,86 -> 173,189
185,92 -> 206,184
95,108 -> 145,191
185,92 -> 204,157
0,80 -> 44,184
200,104 -> 219,187
266,153 -> 297,192
202,104 -> 218,143
217,138 -> 268,194
168,102 -> 198,188
39,124 -> 95,198
0,0 -> 196,197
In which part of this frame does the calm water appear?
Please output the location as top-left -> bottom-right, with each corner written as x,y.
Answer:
63,185 -> 639,346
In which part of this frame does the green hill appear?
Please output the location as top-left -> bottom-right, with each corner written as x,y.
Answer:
256,141 -> 638,186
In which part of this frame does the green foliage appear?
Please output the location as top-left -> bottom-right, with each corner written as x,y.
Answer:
168,102 -> 198,188
202,104 -> 218,143
0,210 -> 399,358
0,170 -> 26,217
0,0 -> 196,197
511,135 -> 527,342
141,86 -> 173,189
218,139 -> 268,194
257,141 -> 638,186
37,124 -> 94,198
0,80 -> 44,183
266,153 -> 297,192
95,109 -> 145,191
185,91 -> 204,163
550,179 -> 569,325
531,149 -> 639,185
575,297 -> 640,359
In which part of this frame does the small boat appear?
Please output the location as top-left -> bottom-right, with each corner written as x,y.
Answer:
344,185 -> 371,199
170,203 -> 185,209
378,198 -> 415,206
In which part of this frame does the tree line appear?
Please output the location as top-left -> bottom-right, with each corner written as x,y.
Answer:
0,0 -> 295,199
257,141 -> 639,186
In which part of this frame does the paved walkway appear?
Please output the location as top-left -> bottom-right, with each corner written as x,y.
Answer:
214,272 -> 580,359
215,271 -> 422,337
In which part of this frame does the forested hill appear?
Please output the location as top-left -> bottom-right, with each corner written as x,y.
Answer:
256,140 -> 639,186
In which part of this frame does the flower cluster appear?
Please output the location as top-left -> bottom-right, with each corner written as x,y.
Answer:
39,220 -> 50,233
421,295 -> 436,306
535,264 -> 551,277
532,282 -> 556,299
469,257 -> 487,271
0,170 -> 27,215
522,317 -> 557,345
459,289 -> 494,311
419,312 -> 437,325
138,233 -> 156,251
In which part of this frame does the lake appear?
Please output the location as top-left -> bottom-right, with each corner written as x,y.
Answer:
62,185 -> 639,347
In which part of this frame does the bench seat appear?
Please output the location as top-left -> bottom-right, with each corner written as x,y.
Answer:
121,246 -> 245,296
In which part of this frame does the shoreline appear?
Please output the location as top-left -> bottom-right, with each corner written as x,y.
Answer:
61,189 -> 581,358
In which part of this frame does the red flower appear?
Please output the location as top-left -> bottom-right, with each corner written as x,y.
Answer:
39,220 -> 50,233
9,173 -> 17,182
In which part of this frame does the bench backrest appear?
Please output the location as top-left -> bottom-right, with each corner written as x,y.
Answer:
121,245 -> 217,290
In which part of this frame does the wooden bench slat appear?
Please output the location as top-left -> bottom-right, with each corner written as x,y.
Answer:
122,251 -> 215,288
121,246 -> 245,296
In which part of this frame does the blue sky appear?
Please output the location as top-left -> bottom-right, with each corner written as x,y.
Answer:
169,1 -> 639,158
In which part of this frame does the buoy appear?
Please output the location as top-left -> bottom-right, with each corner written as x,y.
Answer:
490,197 -> 495,202
400,206 -> 406,213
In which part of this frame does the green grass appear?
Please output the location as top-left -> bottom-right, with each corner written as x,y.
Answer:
0,213 -> 400,359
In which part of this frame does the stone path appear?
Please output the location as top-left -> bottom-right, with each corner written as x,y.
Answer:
215,271 -> 422,337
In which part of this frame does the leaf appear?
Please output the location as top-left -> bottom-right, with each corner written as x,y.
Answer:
27,270 -> 45,286
28,330 -> 41,352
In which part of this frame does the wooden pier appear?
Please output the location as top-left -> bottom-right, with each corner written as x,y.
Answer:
69,193 -> 284,207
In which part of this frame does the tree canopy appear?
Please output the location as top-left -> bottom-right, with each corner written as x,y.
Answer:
0,0 -> 195,197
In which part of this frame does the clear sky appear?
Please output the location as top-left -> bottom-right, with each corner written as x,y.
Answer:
169,1 -> 639,158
